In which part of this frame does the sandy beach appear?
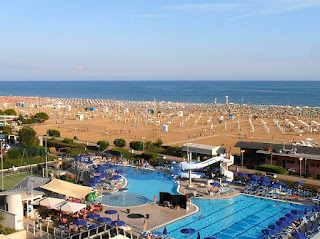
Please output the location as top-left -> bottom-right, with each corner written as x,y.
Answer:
1,96 -> 320,154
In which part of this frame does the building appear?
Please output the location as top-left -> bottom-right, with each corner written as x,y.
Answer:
235,141 -> 320,174
182,143 -> 225,158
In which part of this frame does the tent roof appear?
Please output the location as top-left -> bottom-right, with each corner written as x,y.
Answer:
52,201 -> 86,213
32,197 -> 86,213
40,178 -> 93,199
182,143 -> 225,156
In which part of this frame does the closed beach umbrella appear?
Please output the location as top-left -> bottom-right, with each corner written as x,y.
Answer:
180,228 -> 196,235
89,224 -> 99,229
97,217 -> 112,223
239,173 -> 247,177
105,210 -> 117,215
210,182 -> 220,187
250,175 -> 260,181
291,232 -> 306,239
276,220 -> 290,228
163,227 -> 168,235
197,231 -> 201,239
261,229 -> 276,236
74,219 -> 87,226
111,220 -> 125,227
87,214 -> 100,219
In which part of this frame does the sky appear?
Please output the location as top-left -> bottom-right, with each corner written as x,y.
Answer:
0,0 -> 320,81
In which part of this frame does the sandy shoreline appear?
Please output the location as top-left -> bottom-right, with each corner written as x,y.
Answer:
1,96 -> 320,154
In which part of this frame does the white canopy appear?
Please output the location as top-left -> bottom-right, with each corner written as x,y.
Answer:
32,197 -> 65,208
32,197 -> 86,213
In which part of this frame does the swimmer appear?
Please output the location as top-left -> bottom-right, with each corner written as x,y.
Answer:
199,214 -> 204,219
275,202 -> 280,207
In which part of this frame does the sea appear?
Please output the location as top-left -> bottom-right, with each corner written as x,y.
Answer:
1,81 -> 320,107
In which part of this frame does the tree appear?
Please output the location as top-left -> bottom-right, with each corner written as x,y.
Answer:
97,141 -> 109,151
4,109 -> 17,115
18,126 -> 37,148
48,129 -> 60,137
129,141 -> 143,150
0,110 -> 4,115
33,112 -> 49,121
7,148 -> 22,159
113,138 -> 126,147
153,139 -> 163,149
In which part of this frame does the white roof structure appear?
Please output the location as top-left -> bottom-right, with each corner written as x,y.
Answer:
182,143 -> 225,156
32,197 -> 86,213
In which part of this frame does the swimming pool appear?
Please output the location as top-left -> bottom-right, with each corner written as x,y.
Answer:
156,195 -> 309,239
101,166 -> 178,206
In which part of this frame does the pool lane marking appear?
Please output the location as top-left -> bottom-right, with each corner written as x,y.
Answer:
210,205 -> 271,238
230,207 -> 288,239
181,202 -> 258,238
167,199 -> 245,234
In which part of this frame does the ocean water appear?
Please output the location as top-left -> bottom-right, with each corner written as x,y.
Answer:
1,81 -> 320,106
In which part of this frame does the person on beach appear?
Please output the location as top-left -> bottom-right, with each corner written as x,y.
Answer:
143,219 -> 147,231
153,195 -> 157,205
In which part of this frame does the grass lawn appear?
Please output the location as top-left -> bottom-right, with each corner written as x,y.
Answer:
0,172 -> 31,191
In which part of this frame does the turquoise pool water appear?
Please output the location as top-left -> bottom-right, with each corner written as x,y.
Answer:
156,195 -> 308,239
101,166 -> 178,206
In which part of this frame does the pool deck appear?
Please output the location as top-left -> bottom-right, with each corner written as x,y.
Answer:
100,202 -> 198,235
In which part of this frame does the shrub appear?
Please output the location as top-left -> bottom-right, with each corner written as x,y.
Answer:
129,141 -> 143,151
317,174 -> 320,180
114,138 -> 126,147
18,126 -> 37,148
4,109 -> 17,115
74,136 -> 78,140
48,129 -> 60,137
6,148 -> 22,160
256,164 -> 286,174
163,146 -> 182,157
0,110 -> 4,115
62,138 -> 73,144
153,139 -> 163,148
33,112 -> 49,121
97,141 -> 109,151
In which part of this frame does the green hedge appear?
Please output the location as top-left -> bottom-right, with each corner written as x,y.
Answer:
129,141 -> 143,150
48,129 -> 60,137
257,164 -> 287,174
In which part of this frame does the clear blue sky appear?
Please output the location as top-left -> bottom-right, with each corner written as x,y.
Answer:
1,0 -> 320,81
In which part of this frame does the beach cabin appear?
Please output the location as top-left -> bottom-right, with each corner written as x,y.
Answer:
75,113 -> 84,121
162,124 -> 169,132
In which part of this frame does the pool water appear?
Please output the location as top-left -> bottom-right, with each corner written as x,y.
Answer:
101,166 -> 178,207
157,195 -> 309,239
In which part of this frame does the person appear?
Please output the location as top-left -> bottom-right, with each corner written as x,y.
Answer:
275,202 -> 280,207
199,214 -> 204,219
153,195 -> 157,205
143,219 -> 147,231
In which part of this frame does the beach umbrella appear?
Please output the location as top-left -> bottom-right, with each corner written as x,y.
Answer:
233,171 -> 238,175
110,175 -> 121,181
115,169 -> 124,174
197,231 -> 201,239
163,227 -> 168,235
87,214 -> 100,219
212,168 -> 220,172
74,219 -> 87,226
261,229 -> 276,236
95,167 -> 105,173
105,210 -> 117,215
88,224 -> 99,229
268,224 -> 282,231
261,176 -> 270,181
75,156 -> 82,161
106,153 -> 112,156
180,228 -> 196,235
97,153 -> 104,156
315,203 -> 319,210
271,183 -> 281,188
260,181 -> 269,187
246,181 -> 257,185
99,173 -> 108,178
312,207 -> 317,213
87,183 -> 97,187
279,217 -> 286,222
294,181 -> 304,185
111,220 -> 125,227
204,237 -> 217,239
87,153 -> 94,156
222,181 -> 231,184
210,182 -> 220,187
276,220 -> 290,228
278,182 -> 286,186
168,160 -> 176,164
311,221 -> 317,231
239,173 -> 247,177
291,210 -> 303,216
303,207 -> 308,215
250,175 -> 260,181
291,232 -> 306,239
97,217 -> 112,223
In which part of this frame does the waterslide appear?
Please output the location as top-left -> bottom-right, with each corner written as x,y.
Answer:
171,154 -> 234,180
